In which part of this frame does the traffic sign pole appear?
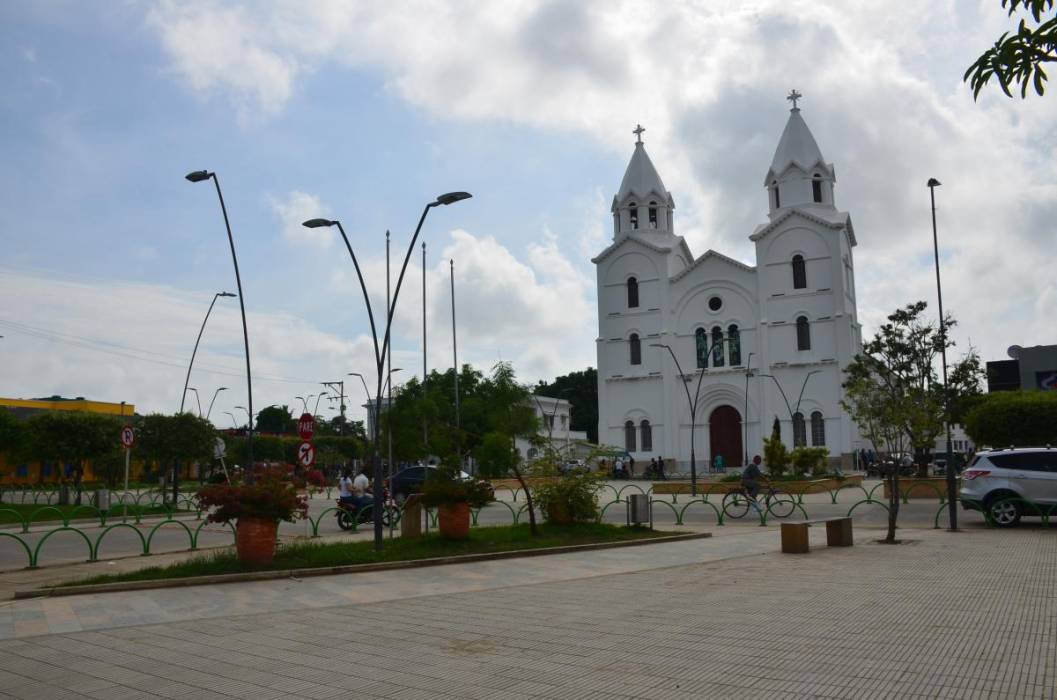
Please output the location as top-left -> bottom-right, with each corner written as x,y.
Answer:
120,426 -> 135,494
124,448 -> 130,494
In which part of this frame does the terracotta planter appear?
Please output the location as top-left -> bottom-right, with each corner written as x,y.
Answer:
235,516 -> 279,565
438,502 -> 471,539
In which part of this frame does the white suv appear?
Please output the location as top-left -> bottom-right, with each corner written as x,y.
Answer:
960,448 -> 1057,527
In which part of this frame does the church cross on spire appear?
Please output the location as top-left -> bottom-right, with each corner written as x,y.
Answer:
633,124 -> 645,144
786,89 -> 802,111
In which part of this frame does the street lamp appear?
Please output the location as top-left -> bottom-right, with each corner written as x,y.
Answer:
929,177 -> 957,531
179,292 -> 236,415
755,370 -> 820,445
224,411 -> 238,430
303,190 -> 471,550
185,387 -> 203,417
206,387 -> 227,420
186,170 -> 254,473
313,392 -> 329,416
744,352 -> 756,466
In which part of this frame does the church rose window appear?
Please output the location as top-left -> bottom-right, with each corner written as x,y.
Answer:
695,328 -> 708,368
793,412 -> 807,447
811,411 -> 825,446
708,296 -> 722,312
796,316 -> 811,351
792,254 -> 807,289
812,175 -> 823,203
711,326 -> 724,367
624,420 -> 636,451
629,203 -> 639,230
640,420 -> 652,451
728,325 -> 741,365
627,277 -> 639,308
629,333 -> 641,365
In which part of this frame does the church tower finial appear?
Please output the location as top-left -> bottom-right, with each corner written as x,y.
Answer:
633,124 -> 645,145
786,89 -> 802,112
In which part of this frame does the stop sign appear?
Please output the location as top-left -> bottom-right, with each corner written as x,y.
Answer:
298,413 -> 315,440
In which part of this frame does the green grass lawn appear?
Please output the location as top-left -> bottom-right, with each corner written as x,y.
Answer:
62,523 -> 676,587
0,503 -> 174,524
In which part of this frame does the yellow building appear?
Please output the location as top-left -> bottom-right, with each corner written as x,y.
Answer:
0,396 -> 142,485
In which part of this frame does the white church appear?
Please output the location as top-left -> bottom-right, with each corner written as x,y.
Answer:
593,93 -> 863,470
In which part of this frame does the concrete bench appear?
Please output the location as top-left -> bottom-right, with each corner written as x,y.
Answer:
780,517 -> 853,554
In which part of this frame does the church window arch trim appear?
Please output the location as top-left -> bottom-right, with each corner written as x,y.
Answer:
792,412 -> 807,447
796,315 -> 811,351
810,411 -> 825,446
628,332 -> 642,365
626,276 -> 639,308
812,174 -> 824,203
640,419 -> 653,451
624,420 -> 636,452
711,326 -> 725,367
792,254 -> 807,289
695,327 -> 708,369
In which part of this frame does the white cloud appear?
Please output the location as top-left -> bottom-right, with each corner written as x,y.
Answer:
270,190 -> 333,248
145,0 -> 1057,368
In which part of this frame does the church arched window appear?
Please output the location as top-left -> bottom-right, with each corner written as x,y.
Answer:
793,412 -> 807,447
624,420 -> 636,451
711,326 -> 724,367
695,328 -> 708,369
629,333 -> 641,365
772,181 -> 780,208
648,201 -> 658,229
811,411 -> 825,446
792,254 -> 807,289
640,420 -> 652,451
812,174 -> 823,203
796,316 -> 811,351
627,277 -> 639,308
629,203 -> 639,230
727,324 -> 741,366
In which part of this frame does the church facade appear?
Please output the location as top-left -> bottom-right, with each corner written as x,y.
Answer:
593,97 -> 863,470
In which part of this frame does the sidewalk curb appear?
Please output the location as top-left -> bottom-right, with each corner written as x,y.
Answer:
17,532 -> 711,599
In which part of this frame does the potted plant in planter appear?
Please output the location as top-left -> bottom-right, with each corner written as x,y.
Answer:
196,465 -> 308,565
533,470 -> 603,525
419,468 -> 493,539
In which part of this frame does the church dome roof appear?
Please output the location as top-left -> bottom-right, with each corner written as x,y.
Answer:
617,142 -> 669,202
767,106 -> 829,180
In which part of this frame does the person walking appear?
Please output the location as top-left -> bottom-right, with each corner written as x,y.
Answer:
713,453 -> 725,474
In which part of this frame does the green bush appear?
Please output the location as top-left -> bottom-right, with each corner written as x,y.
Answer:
790,446 -> 830,477
763,438 -> 789,478
964,391 -> 1057,447
419,468 -> 494,508
532,472 -> 602,524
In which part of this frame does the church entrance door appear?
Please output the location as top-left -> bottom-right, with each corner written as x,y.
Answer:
708,405 -> 743,470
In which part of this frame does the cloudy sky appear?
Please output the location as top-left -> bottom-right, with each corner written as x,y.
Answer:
1,1 -> 1054,424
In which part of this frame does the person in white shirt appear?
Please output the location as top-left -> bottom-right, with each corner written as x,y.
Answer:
352,469 -> 372,512
338,468 -> 356,508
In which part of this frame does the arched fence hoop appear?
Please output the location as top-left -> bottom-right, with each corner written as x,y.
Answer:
94,523 -> 148,559
32,527 -> 95,567
677,499 -> 724,526
0,532 -> 33,568
145,519 -> 196,552
847,498 -> 890,518
0,508 -> 30,533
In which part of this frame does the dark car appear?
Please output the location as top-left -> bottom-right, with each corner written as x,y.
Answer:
387,466 -> 494,505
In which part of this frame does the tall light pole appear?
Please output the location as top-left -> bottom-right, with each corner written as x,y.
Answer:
295,396 -> 309,414
186,170 -> 254,474
303,190 -> 471,550
185,387 -> 203,417
451,258 -> 461,469
386,368 -> 402,480
224,411 -> 238,430
179,292 -> 236,414
756,370 -> 820,445
206,387 -> 227,421
929,178 -> 957,531
422,240 -> 428,448
313,392 -> 329,416
744,352 -> 756,466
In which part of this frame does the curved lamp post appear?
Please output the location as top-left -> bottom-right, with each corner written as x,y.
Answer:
755,369 -> 821,445
206,387 -> 227,421
186,170 -> 254,473
304,190 -> 471,550
928,177 -> 957,531
313,392 -> 329,416
224,411 -> 238,430
185,387 -> 203,417
179,292 -> 236,414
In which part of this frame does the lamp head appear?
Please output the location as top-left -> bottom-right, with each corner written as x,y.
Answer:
218,387 -> 227,391
435,192 -> 472,206
302,218 -> 335,228
927,178 -> 941,188
185,170 -> 212,183
219,292 -> 237,298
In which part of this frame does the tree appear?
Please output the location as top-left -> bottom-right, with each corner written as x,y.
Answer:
137,414 -> 217,493
964,391 -> 1057,446
841,301 -> 984,542
26,411 -> 121,484
965,0 -> 1056,99
535,367 -> 599,442
255,405 -> 294,435
0,409 -> 27,463
475,431 -> 519,478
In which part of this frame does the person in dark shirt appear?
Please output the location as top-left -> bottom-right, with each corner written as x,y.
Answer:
742,454 -> 764,502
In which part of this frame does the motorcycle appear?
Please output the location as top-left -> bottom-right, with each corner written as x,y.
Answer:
335,488 -> 399,530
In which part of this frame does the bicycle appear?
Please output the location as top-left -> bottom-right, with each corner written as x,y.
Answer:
722,482 -> 795,519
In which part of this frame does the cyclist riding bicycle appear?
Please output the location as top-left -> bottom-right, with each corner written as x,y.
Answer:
742,455 -> 765,505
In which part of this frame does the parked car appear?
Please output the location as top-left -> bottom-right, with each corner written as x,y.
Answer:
959,447 -> 1057,527
387,465 -> 494,505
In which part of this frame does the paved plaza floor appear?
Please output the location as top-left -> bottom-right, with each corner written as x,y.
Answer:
0,524 -> 1053,699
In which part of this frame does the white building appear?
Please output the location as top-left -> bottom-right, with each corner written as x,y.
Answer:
515,395 -> 589,461
593,95 -> 863,470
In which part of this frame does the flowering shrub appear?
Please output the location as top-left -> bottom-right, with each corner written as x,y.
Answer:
196,466 -> 308,525
305,469 -> 325,488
